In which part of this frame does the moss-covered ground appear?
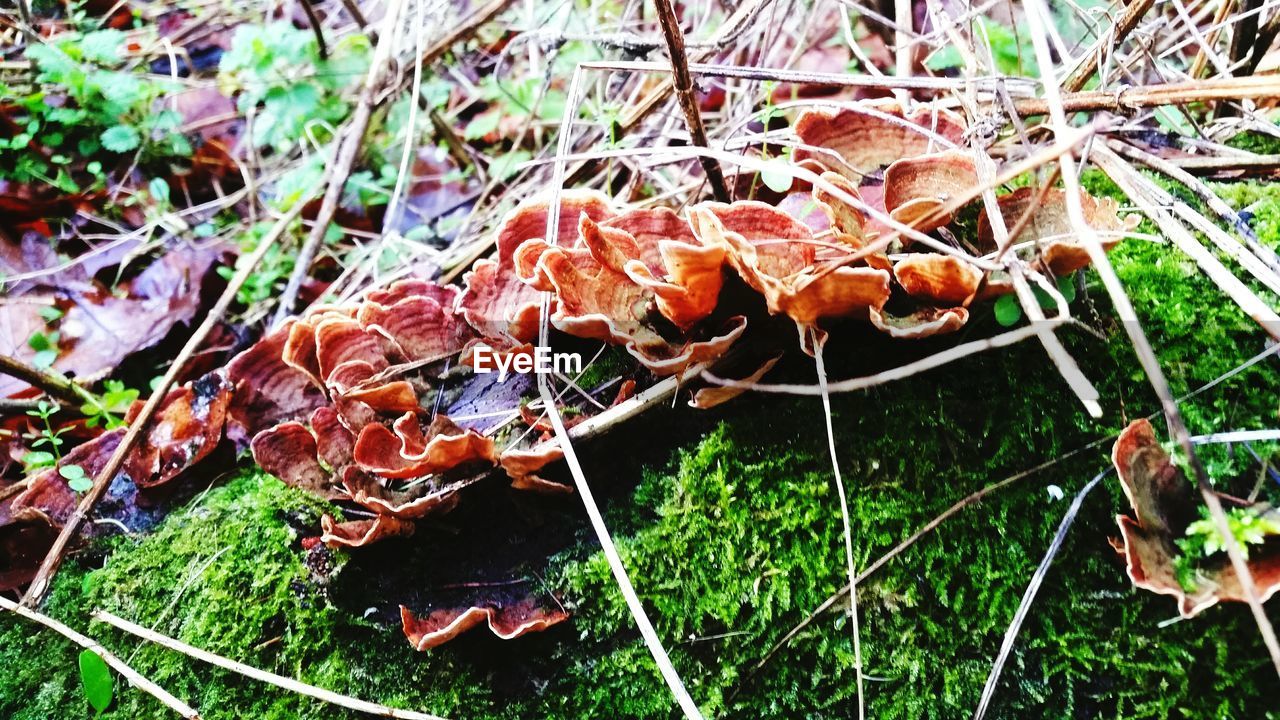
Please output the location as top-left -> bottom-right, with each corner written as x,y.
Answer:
3,169 -> 1280,718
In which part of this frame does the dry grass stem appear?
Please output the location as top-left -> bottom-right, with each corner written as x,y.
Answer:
92,610 -> 443,720
0,596 -> 199,718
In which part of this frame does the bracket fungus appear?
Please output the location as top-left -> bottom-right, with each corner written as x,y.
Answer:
2,99 -> 1147,652
790,99 -> 1134,338
1111,420 -> 1280,617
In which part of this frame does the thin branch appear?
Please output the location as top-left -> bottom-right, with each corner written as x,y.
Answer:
894,0 -> 914,78
535,370 -> 706,720
20,197 -> 314,606
579,59 -> 1038,92
13,0 -> 38,44
92,610 -> 444,720
1189,0 -> 1237,78
273,0 -> 409,327
652,0 -> 729,202
1060,0 -> 1156,92
701,319 -> 1070,395
398,0 -> 518,92
1013,74 -> 1280,115
0,398 -> 43,414
0,477 -> 32,503
298,0 -> 330,60
339,0 -> 369,28
1092,144 -> 1280,341
1164,152 -> 1280,173
1110,139 -> 1280,280
0,355 -> 97,407
0,595 -> 200,719
812,335 -> 866,720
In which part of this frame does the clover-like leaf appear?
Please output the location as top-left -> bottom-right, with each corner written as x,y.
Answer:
59,464 -> 92,493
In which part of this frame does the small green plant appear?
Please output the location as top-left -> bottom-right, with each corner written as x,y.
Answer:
59,464 -> 92,493
926,18 -> 1037,76
1,30 -> 191,192
215,218 -> 330,307
1175,505 -> 1280,590
22,400 -> 69,471
26,329 -> 60,370
218,23 -> 370,152
79,379 -> 139,430
463,75 -> 567,142
992,275 -> 1078,326
77,649 -> 113,716
1179,505 -> 1280,559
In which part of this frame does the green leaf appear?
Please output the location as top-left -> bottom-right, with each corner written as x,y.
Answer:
149,177 -> 171,205
78,649 -> 113,713
28,330 -> 58,352
1058,275 -> 1077,303
925,45 -> 964,72
80,29 -> 126,64
489,150 -> 531,182
759,161 -> 794,193
60,464 -> 92,493
993,294 -> 1022,327
100,125 -> 141,153
26,44 -> 76,77
1033,275 -> 1079,309
32,349 -> 58,369
21,451 -> 57,469
94,71 -> 144,110
463,111 -> 501,141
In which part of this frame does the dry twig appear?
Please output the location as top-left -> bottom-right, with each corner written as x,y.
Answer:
972,471 -> 1108,719
92,610 -> 444,720
0,596 -> 199,719
0,355 -> 97,407
21,197 -> 315,606
273,0 -> 409,327
652,0 -> 729,201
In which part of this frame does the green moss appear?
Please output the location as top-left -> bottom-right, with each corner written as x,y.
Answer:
0,474 -> 499,719
1224,128 -> 1280,156
532,173 -> 1280,717
1209,179 -> 1280,253
5,175 -> 1280,719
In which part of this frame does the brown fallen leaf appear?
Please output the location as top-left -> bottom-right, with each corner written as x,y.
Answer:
0,243 -> 224,398
123,372 -> 233,489
690,355 -> 781,410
